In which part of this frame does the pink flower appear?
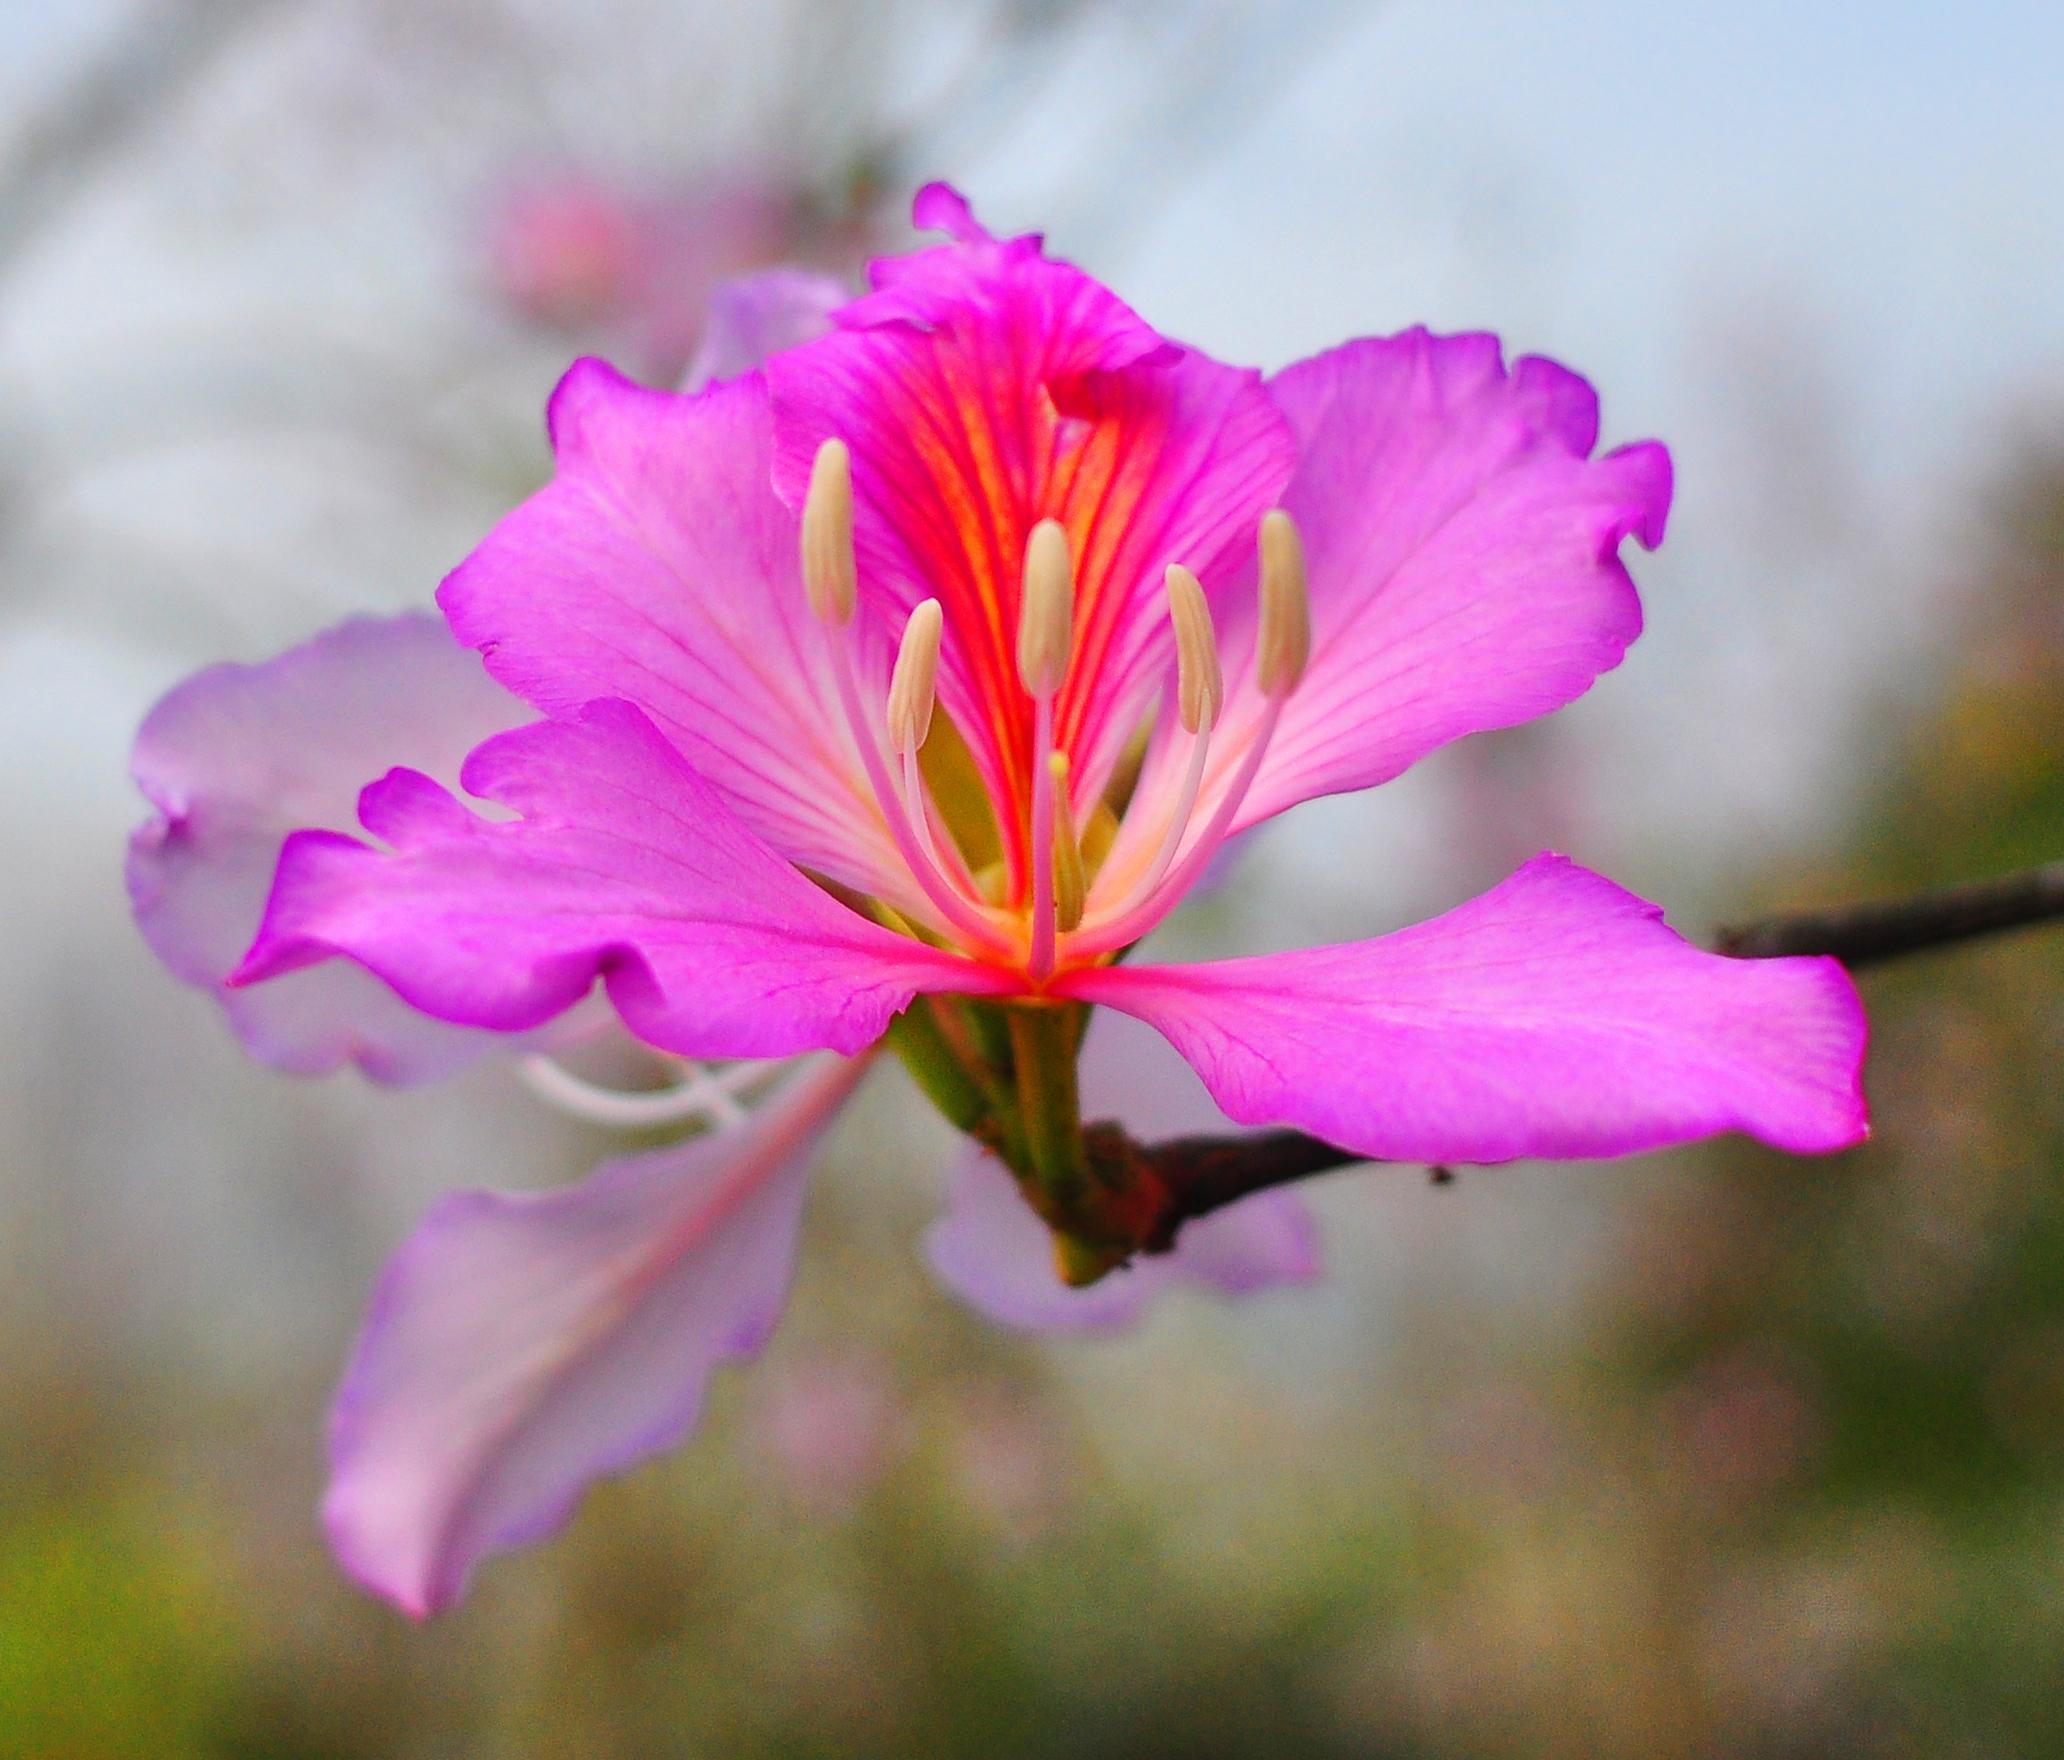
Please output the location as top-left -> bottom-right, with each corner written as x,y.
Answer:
482,168 -> 830,379
484,171 -> 651,329
129,186 -> 1867,1616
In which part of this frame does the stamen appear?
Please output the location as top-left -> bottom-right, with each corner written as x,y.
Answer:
1086,566 -> 1218,921
1048,751 -> 1086,934
1016,518 -> 1074,698
840,663 -> 1006,952
1256,508 -> 1311,699
801,439 -> 857,625
1165,563 -> 1223,735
899,747 -> 960,895
803,462 -> 1009,955
1071,512 -> 1312,957
886,598 -> 943,755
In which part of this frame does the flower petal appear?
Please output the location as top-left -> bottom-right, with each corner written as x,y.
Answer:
438,363 -> 910,905
680,268 -> 846,391
233,701 -> 1016,1060
1122,330 -> 1670,857
925,1010 -> 1319,1332
126,613 -> 536,1083
1060,854 -> 1868,1163
927,1152 -> 1318,1334
766,185 -> 1295,888
325,1052 -> 867,1617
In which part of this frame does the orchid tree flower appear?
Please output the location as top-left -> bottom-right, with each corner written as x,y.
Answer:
128,184 -> 1867,1616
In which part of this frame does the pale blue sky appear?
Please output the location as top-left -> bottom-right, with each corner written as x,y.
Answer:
5,0 -> 2059,888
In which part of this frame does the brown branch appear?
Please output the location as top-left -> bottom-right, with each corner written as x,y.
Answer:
1125,859 -> 2064,1248
1133,1129 -> 1367,1242
1714,862 -> 2064,966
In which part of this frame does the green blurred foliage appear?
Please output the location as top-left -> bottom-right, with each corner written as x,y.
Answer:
0,1495 -> 238,1759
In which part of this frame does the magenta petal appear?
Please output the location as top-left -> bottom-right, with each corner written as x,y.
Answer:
1061,855 -> 1868,1164
926,1151 -> 1318,1335
127,613 -> 535,1083
908,180 -> 988,243
233,701 -> 1014,1060
438,362 -> 908,904
1129,329 -> 1670,848
325,1053 -> 867,1616
1165,1192 -> 1323,1296
679,268 -> 847,391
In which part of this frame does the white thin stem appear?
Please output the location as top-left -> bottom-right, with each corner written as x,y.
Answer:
672,1060 -> 756,1127
519,1055 -> 781,1130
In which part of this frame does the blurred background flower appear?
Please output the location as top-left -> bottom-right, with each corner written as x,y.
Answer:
3,0 -> 2063,1754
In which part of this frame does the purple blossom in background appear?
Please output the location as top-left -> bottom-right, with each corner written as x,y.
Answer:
129,183 -> 1868,1616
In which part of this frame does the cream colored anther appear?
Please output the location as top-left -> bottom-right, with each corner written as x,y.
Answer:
1165,564 -> 1223,734
801,439 -> 857,624
1016,518 -> 1075,697
886,600 -> 943,754
1256,509 -> 1311,699
1047,751 -> 1086,933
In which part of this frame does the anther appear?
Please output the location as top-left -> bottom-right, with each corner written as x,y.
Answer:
801,438 -> 857,625
1016,518 -> 1074,698
886,599 -> 943,754
1047,751 -> 1086,934
1256,509 -> 1310,699
1165,564 -> 1223,734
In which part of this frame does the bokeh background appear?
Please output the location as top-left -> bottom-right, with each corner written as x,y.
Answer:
4,1 -> 2064,1754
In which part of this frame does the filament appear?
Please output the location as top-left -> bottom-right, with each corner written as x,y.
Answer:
1069,513 -> 1308,957
826,630 -> 1012,954
1091,720 -> 1213,924
1069,697 -> 1283,957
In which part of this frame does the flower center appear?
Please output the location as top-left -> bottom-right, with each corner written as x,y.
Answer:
799,439 -> 1309,979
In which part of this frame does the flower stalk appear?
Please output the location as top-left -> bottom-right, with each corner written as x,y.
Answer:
888,989 -> 1154,1285
1005,1001 -> 1089,1207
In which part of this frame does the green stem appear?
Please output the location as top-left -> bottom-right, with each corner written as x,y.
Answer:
1005,1002 -> 1089,1209
962,995 -> 1018,1079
